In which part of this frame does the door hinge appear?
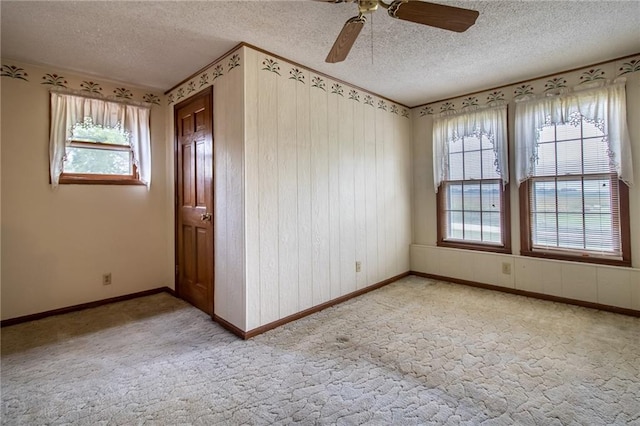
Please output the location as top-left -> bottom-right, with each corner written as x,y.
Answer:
175,265 -> 179,275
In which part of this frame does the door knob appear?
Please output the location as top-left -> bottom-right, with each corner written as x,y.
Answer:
200,212 -> 212,222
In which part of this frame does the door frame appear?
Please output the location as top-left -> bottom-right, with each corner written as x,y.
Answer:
173,86 -> 215,317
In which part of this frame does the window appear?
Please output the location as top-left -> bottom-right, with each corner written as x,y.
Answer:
49,92 -> 151,186
516,81 -> 633,265
433,105 -> 510,252
61,117 -> 137,182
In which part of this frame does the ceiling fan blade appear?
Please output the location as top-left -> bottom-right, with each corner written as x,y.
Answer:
325,16 -> 366,63
387,0 -> 479,32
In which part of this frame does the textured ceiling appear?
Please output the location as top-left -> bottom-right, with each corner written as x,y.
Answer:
2,1 -> 639,107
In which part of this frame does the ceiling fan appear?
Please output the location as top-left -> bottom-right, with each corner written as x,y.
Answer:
318,0 -> 479,63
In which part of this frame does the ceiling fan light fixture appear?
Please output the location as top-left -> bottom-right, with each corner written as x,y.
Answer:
322,0 -> 479,62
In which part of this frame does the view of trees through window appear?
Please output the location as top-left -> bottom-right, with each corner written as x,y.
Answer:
63,117 -> 132,175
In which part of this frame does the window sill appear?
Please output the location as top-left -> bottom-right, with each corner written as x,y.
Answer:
520,250 -> 631,267
59,176 -> 146,186
438,240 -> 511,254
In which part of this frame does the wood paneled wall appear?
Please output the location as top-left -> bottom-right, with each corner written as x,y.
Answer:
243,47 -> 412,330
212,52 -> 246,329
167,50 -> 247,330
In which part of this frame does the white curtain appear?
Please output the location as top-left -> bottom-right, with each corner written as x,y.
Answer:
514,79 -> 633,186
432,104 -> 508,193
49,92 -> 151,187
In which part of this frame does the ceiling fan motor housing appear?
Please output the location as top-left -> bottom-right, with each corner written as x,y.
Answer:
358,0 -> 379,13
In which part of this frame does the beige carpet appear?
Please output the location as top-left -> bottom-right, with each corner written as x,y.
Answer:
2,276 -> 639,425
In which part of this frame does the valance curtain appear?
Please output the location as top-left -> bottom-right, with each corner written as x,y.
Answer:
514,79 -> 633,186
49,92 -> 152,187
432,104 -> 508,193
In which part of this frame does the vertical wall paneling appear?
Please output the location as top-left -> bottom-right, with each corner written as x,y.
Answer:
310,78 -> 331,306
213,71 -> 230,323
375,104 -> 387,284
277,62 -> 300,318
339,90 -> 356,295
400,114 -> 412,272
257,57 -> 281,324
240,46 -> 412,331
328,82 -> 342,299
225,51 -> 247,329
244,48 -> 261,330
353,96 -> 367,289
296,68 -> 313,311
364,103 -> 379,285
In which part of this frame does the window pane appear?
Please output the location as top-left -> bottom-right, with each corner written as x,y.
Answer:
584,179 -> 611,212
448,152 -> 463,180
448,211 -> 463,239
463,211 -> 481,241
463,149 -> 482,180
583,138 -> 611,174
449,139 -> 463,153
533,212 -> 558,247
64,147 -> 132,175
464,135 -> 481,151
557,180 -> 583,213
558,213 -> 584,248
463,184 -> 481,210
482,212 -> 501,243
446,184 -> 463,210
556,120 -> 581,141
535,142 -> 556,176
532,180 -> 556,213
583,120 -> 604,138
481,149 -> 500,179
481,182 -> 500,212
585,214 -> 613,251
538,125 -> 555,143
556,139 -> 583,175
480,135 -> 494,150
71,117 -> 129,146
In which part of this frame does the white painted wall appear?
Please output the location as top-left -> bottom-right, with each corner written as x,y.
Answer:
243,47 -> 412,331
411,56 -> 640,311
166,50 -> 247,330
1,61 -> 172,320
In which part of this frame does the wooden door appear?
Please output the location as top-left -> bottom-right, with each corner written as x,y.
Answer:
175,88 -> 214,316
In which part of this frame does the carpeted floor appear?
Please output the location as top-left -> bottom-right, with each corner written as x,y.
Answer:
2,276 -> 639,425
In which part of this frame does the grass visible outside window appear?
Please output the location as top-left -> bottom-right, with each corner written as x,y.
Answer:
521,113 -> 630,265
438,134 -> 510,253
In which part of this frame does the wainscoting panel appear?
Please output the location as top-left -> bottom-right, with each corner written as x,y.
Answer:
411,244 -> 640,312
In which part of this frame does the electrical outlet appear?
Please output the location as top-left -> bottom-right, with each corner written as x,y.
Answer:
501,262 -> 511,275
355,261 -> 362,273
102,273 -> 112,285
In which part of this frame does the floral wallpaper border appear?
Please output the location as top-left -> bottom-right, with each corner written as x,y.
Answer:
417,56 -> 640,117
167,51 -> 243,105
166,50 -> 410,118
1,64 -> 163,106
255,56 -> 410,119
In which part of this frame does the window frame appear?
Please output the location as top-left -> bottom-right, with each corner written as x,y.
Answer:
519,177 -> 631,267
436,130 -> 512,254
437,179 -> 512,254
59,140 -> 144,185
